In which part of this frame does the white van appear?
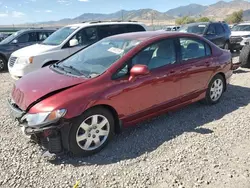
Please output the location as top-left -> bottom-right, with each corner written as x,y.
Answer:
8,21 -> 146,79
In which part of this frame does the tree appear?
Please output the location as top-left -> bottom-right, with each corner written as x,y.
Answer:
175,16 -> 196,25
225,10 -> 243,24
196,17 -> 210,22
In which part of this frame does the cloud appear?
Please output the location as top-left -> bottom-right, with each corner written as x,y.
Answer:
45,10 -> 52,13
12,11 -> 25,17
34,10 -> 41,13
78,0 -> 89,2
0,13 -> 7,17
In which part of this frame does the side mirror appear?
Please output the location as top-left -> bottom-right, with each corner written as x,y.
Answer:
129,64 -> 149,82
69,39 -> 79,47
12,39 -> 18,44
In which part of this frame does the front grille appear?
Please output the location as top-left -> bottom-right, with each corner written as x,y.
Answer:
230,37 -> 243,43
8,56 -> 17,67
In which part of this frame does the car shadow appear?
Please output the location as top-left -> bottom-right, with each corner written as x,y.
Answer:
52,84 -> 250,166
233,69 -> 250,74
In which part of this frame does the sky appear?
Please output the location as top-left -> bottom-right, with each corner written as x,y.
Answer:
0,0 -> 241,25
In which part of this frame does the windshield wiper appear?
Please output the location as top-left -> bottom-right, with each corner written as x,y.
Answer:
62,65 -> 88,77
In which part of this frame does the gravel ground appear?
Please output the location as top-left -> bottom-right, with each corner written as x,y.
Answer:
0,67 -> 250,188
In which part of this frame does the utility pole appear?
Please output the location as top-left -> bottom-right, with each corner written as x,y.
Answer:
122,10 -> 124,21
151,12 -> 154,31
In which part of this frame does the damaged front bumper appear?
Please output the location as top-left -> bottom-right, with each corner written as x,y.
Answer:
7,98 -> 71,158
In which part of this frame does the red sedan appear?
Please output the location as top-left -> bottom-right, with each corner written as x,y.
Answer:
8,31 -> 233,157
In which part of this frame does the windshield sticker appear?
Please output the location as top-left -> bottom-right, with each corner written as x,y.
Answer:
198,25 -> 206,27
108,47 -> 124,54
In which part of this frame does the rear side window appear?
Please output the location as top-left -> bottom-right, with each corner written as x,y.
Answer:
180,38 -> 209,61
127,24 -> 145,32
17,32 -> 37,43
207,24 -> 216,35
38,32 -> 50,41
215,24 -> 225,35
98,25 -> 126,39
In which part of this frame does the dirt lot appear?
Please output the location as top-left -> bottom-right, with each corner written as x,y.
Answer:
0,67 -> 250,188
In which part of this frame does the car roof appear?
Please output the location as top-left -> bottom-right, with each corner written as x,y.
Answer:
107,31 -> 201,41
238,22 -> 250,25
67,21 -> 145,28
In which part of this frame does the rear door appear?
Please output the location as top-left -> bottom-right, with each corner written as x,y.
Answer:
205,24 -> 219,45
214,23 -> 226,48
178,37 -> 214,101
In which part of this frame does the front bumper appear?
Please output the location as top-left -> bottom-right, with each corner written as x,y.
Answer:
7,98 -> 71,155
230,37 -> 250,50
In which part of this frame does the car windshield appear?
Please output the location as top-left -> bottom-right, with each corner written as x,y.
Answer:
56,38 -> 141,78
231,25 -> 250,31
42,26 -> 78,45
0,30 -> 24,44
179,24 -> 207,34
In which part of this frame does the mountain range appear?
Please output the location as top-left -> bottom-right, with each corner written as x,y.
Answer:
37,0 -> 250,26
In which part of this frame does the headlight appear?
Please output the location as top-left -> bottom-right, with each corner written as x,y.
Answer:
21,109 -> 66,127
242,35 -> 250,38
15,57 -> 33,66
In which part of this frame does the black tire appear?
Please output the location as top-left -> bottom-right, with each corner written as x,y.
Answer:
204,74 -> 225,105
0,56 -> 7,72
239,45 -> 250,68
68,107 -> 115,157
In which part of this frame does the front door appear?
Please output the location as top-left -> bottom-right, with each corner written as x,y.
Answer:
68,27 -> 98,54
110,38 -> 182,122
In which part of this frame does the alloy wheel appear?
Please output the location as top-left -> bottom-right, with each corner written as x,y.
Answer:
210,78 -> 223,102
76,114 -> 110,151
0,59 -> 4,71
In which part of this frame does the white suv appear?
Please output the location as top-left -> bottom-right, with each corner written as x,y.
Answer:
8,21 -> 146,79
230,22 -> 250,52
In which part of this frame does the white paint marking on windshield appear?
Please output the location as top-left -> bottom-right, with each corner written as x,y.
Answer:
108,47 -> 124,54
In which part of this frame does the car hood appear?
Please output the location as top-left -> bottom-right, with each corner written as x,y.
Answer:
231,31 -> 250,37
11,66 -> 87,110
12,43 -> 58,57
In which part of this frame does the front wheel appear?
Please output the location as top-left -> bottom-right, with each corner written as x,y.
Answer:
68,107 -> 115,157
0,57 -> 7,72
204,74 -> 225,105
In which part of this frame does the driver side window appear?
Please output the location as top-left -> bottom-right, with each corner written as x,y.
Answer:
207,24 -> 216,35
113,39 -> 177,79
71,27 -> 98,46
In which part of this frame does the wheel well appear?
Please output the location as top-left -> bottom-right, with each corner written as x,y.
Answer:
217,72 -> 227,91
86,105 -> 121,134
42,60 -> 59,67
0,53 -> 7,62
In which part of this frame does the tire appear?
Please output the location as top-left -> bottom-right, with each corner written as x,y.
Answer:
68,107 -> 115,157
204,74 -> 225,105
0,56 -> 7,72
239,45 -> 250,68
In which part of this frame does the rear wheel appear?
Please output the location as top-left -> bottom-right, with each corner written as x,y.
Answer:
68,107 -> 115,157
0,56 -> 7,71
204,74 -> 225,105
239,45 -> 250,68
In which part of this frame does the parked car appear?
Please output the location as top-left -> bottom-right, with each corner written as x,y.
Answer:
165,25 -> 180,31
179,22 -> 231,49
8,31 -> 233,157
229,22 -> 250,52
8,21 -> 146,80
0,28 -> 55,71
0,33 -> 12,42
